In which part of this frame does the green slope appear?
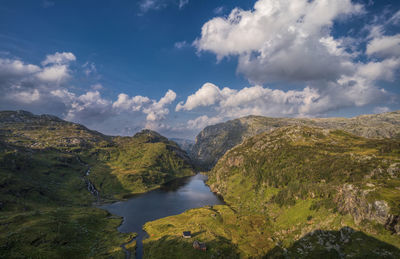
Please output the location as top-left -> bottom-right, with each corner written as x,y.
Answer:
0,110 -> 194,258
191,111 -> 400,169
144,126 -> 400,258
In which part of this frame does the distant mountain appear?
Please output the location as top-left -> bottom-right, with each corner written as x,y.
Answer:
143,126 -> 400,258
170,138 -> 195,153
191,111 -> 400,169
209,126 -> 400,231
0,110 -> 194,257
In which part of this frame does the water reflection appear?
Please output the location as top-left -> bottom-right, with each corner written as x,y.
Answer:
100,174 -> 224,259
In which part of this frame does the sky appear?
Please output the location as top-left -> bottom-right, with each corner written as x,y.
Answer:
0,0 -> 399,139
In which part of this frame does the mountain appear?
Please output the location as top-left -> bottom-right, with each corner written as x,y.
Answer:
0,110 -> 194,257
191,111 -> 400,169
143,126 -> 400,258
170,138 -> 195,153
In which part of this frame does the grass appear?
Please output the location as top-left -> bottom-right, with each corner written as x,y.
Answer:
0,111 -> 195,258
143,126 -> 400,258
0,207 -> 132,258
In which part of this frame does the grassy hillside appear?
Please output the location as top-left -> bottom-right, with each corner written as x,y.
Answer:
191,111 -> 400,169
0,110 -> 194,258
87,130 -> 194,198
144,126 -> 400,258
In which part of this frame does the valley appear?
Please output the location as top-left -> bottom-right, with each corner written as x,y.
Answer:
0,110 -> 194,258
1,110 -> 400,258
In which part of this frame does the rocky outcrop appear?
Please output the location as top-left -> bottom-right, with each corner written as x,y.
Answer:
192,111 -> 400,169
207,126 -> 400,240
335,184 -> 400,234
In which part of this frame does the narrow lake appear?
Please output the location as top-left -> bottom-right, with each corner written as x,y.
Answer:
100,174 -> 224,259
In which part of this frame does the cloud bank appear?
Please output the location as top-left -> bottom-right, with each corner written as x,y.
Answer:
1,0 -> 399,138
184,0 -> 400,129
0,52 -> 178,135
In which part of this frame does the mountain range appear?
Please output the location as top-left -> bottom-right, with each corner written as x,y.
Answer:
191,111 -> 400,169
1,110 -> 400,258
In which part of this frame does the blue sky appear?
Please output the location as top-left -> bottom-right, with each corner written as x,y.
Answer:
0,0 -> 399,138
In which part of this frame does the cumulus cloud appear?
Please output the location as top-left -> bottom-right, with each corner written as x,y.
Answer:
42,52 -> 76,66
112,93 -> 151,111
143,89 -> 176,121
0,53 -> 178,135
36,64 -> 71,83
178,79 -> 390,130
179,0 -> 400,131
35,52 -> 76,83
12,89 -> 41,103
176,83 -> 233,111
357,58 -> 400,81
0,59 -> 40,78
194,0 -> 363,84
0,52 -> 76,103
64,91 -> 112,123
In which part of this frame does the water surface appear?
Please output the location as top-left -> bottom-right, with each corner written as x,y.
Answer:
101,174 -> 224,258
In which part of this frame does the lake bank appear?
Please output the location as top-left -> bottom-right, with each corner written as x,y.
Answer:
100,173 -> 224,259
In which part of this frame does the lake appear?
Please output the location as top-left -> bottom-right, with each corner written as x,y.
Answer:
100,174 -> 224,259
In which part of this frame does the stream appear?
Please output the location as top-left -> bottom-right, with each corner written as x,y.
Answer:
100,174 -> 224,259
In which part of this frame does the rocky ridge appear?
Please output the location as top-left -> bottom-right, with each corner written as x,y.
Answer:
192,111 -> 400,169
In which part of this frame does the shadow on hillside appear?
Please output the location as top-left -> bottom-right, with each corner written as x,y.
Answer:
81,157 -> 132,201
264,227 -> 400,258
143,234 -> 240,259
159,175 -> 193,192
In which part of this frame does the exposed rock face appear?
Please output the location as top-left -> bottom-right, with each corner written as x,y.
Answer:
207,126 -> 400,236
0,110 -> 111,149
336,184 -> 400,234
192,111 -> 400,169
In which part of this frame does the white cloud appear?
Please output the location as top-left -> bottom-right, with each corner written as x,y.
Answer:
41,52 -> 76,66
187,115 -> 223,130
112,93 -> 151,111
12,89 -> 41,103
194,0 -> 363,83
181,0 -> 399,130
50,89 -> 76,101
0,58 -> 40,78
176,83 -> 234,111
0,52 -> 181,136
177,79 -> 390,129
366,34 -> 400,58
143,89 -> 176,121
65,91 -> 112,123
36,64 -> 70,83
357,58 -> 400,81
36,52 -> 76,83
